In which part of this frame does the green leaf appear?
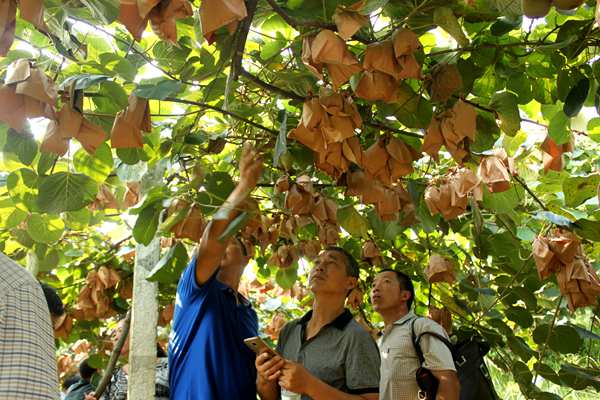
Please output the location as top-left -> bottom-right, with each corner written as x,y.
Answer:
573,219 -> 600,242
261,38 -> 287,60
273,110 -> 288,168
507,74 -> 533,104
276,266 -> 297,289
4,130 -> 38,165
37,152 -> 57,175
132,204 -> 161,245
147,242 -> 189,283
587,117 -> 600,143
218,211 -> 250,242
433,7 -> 469,47
548,109 -> 571,146
87,354 -> 104,369
533,324 -> 583,354
563,77 -> 589,117
37,248 -> 59,272
198,172 -> 235,214
559,364 -> 600,391
507,335 -> 534,362
562,174 -> 600,207
133,79 -> 183,100
37,172 -> 98,213
26,214 -> 65,244
337,205 -> 369,238
512,361 -> 533,386
79,0 -> 120,24
361,0 -> 389,14
490,92 -> 520,136
504,306 -> 533,329
7,168 -> 38,210
482,185 -> 522,214
60,74 -> 109,90
73,143 -> 114,182
4,208 -> 28,229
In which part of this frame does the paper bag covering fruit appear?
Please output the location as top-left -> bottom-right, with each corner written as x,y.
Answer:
0,0 -> 17,56
424,168 -> 482,221
423,100 -> 477,162
363,136 -> 420,186
428,306 -> 452,334
41,102 -> 106,156
354,27 -> 423,102
0,0 -> 47,56
300,239 -> 322,260
361,240 -> 383,265
540,134 -> 573,172
425,254 -> 456,284
533,228 -> 600,311
288,90 -> 363,178
74,267 -> 120,320
111,94 -> 152,148
392,28 -> 423,80
430,63 -> 463,103
333,1 -> 369,40
168,200 -> 205,242
200,0 -> 247,44
119,0 -> 193,43
0,59 -> 56,131
284,175 -> 315,215
477,148 -> 516,193
91,184 -> 120,210
267,244 -> 299,269
302,30 -> 362,91
344,167 -> 415,223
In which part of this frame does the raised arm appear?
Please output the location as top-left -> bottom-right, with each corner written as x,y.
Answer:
194,143 -> 262,284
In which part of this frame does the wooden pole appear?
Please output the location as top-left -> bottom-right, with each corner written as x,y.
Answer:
128,164 -> 164,400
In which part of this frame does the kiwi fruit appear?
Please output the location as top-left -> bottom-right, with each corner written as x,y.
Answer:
553,0 -> 584,10
522,0 -> 552,17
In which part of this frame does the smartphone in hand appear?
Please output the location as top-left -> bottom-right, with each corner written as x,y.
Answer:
244,336 -> 278,357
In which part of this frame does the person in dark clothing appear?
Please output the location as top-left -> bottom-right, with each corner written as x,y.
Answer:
64,359 -> 97,400
40,282 -> 66,331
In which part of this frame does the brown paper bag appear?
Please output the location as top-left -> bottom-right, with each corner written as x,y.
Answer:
200,0 -> 247,44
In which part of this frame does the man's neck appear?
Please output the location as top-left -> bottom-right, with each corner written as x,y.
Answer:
217,269 -> 242,291
307,293 -> 346,338
381,306 -> 410,330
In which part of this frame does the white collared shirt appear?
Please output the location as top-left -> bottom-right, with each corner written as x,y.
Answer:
377,311 -> 455,400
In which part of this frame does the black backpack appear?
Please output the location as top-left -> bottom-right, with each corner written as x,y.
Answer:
410,318 -> 500,400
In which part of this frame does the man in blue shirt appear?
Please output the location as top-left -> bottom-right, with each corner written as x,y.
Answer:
168,144 -> 263,399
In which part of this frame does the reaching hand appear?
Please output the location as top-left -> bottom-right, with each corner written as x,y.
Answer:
238,142 -> 263,191
84,393 -> 97,400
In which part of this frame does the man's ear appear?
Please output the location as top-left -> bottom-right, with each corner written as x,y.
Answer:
346,276 -> 358,292
400,290 -> 412,303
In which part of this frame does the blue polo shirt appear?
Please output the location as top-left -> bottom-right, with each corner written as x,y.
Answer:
168,257 -> 258,400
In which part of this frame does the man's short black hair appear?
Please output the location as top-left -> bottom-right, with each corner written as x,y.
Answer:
62,374 -> 80,391
325,246 -> 360,278
40,283 -> 65,317
379,268 -> 415,310
79,359 -> 97,381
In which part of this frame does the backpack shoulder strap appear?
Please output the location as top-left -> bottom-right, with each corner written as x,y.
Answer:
412,318 -> 455,362
415,331 -> 454,353
410,317 -> 425,365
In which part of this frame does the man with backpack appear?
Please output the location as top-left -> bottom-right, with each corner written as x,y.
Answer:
370,269 -> 460,400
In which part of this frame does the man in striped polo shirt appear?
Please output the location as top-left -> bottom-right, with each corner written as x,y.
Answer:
0,252 -> 59,400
